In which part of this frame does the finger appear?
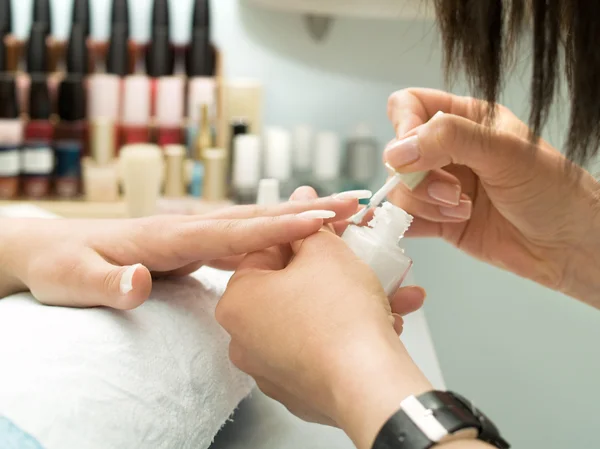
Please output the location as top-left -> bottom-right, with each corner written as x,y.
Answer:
403,216 -> 443,238
152,261 -> 204,277
388,187 -> 473,223
390,286 -> 426,316
238,246 -> 292,272
391,169 -> 463,207
290,186 -> 319,201
207,255 -> 245,271
392,314 -> 404,335
384,113 -> 536,186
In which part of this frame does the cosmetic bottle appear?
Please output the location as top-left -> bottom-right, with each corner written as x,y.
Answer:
1,0 -> 20,73
106,0 -> 136,75
228,118 -> 248,183
119,144 -> 164,217
164,144 -> 186,197
203,147 -> 227,202
54,75 -> 87,197
155,76 -> 184,145
293,124 -> 313,183
187,78 -> 215,157
22,75 -> 54,198
232,134 -> 261,204
194,103 -> 212,159
220,80 -> 263,149
121,75 -> 151,145
0,74 -> 22,199
342,202 -> 413,296
146,26 -> 174,115
70,0 -> 94,73
17,23 -> 49,116
256,179 -> 280,206
312,131 -> 343,196
83,118 -> 119,202
33,0 -> 52,38
186,0 -> 215,78
66,24 -> 90,76
345,124 -> 379,192
264,127 -> 293,198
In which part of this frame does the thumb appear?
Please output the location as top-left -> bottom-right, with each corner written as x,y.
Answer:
94,259 -> 152,310
384,113 -> 536,185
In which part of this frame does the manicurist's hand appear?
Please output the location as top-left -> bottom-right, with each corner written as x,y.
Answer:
0,196 -> 359,309
217,227 -> 433,449
386,88 -> 600,307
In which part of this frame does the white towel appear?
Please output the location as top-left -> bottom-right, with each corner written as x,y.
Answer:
0,205 -> 255,449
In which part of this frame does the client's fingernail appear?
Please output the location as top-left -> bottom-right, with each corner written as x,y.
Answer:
393,313 -> 404,335
296,210 -> 337,220
120,264 -> 142,295
439,200 -> 472,220
333,190 -> 372,201
384,135 -> 421,168
428,182 -> 461,206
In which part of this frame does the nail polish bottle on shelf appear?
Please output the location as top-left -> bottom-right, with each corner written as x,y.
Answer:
345,124 -> 379,193
121,75 -> 151,145
232,134 -> 261,204
83,118 -> 119,202
228,117 -> 248,184
164,144 -> 186,198
119,144 -> 164,217
264,127 -> 293,198
32,0 -> 54,69
155,76 -> 184,146
96,0 -> 135,75
203,147 -> 228,202
186,0 -> 215,79
293,125 -> 313,184
1,0 -> 20,73
0,74 -> 22,199
66,24 -> 91,76
312,131 -> 343,196
187,78 -> 215,158
19,23 -> 49,116
22,75 -> 54,198
54,75 -> 87,197
342,202 -> 413,296
71,0 -> 94,72
146,26 -> 174,116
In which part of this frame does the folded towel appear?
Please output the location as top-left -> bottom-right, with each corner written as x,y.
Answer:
0,205 -> 254,449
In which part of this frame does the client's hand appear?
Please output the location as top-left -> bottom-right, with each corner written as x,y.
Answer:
0,197 -> 358,309
217,226 -> 432,449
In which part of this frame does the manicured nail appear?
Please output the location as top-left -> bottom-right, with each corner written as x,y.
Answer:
431,110 -> 444,119
333,190 -> 372,201
439,200 -> 472,220
120,264 -> 142,295
393,313 -> 404,335
427,182 -> 461,206
384,135 -> 421,168
296,210 -> 337,220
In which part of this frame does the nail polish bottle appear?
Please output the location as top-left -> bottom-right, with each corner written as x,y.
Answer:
83,118 -> 119,202
0,74 -> 22,199
312,131 -> 343,196
256,179 -> 280,206
203,147 -> 227,202
71,0 -> 95,72
228,118 -> 248,184
186,0 -> 215,79
164,144 -> 186,198
264,127 -> 293,198
119,144 -> 164,217
121,75 -> 151,145
344,124 -> 379,193
66,24 -> 90,76
55,75 -> 87,197
22,75 -> 54,198
232,134 -> 261,204
146,26 -> 174,115
18,23 -> 49,116
1,0 -> 20,73
187,78 -> 215,158
342,202 -> 413,296
33,0 -> 52,39
108,0 -> 136,75
293,124 -> 313,184
155,76 -> 184,146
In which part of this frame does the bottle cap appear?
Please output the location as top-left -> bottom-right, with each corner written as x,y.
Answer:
58,75 -> 86,121
231,118 -> 249,137
192,0 -> 210,29
264,127 -> 292,182
0,0 -> 12,35
122,75 -> 150,125
88,74 -> 120,120
188,78 -> 216,122
29,74 -> 52,120
293,124 -> 313,172
151,0 -> 170,29
111,0 -> 130,37
314,131 -> 341,180
185,28 -> 214,77
33,0 -> 52,35
71,0 -> 90,38
146,26 -> 174,77
91,118 -> 116,165
66,23 -> 89,75
0,73 -> 19,119
203,147 -> 227,201
27,23 -> 49,73
155,76 -> 184,126
107,24 -> 129,76
163,144 -> 186,197
256,179 -> 280,206
233,134 -> 261,189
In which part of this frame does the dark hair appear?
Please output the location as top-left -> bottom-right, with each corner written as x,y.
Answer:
434,0 -> 600,165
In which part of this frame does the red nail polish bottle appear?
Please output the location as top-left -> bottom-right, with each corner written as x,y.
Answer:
22,74 -> 54,198
146,24 -> 174,117
155,76 -> 184,146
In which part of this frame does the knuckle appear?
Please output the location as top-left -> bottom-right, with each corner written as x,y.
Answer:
428,116 -> 459,162
387,89 -> 409,115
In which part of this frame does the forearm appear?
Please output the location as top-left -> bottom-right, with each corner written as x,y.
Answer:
0,219 -> 28,298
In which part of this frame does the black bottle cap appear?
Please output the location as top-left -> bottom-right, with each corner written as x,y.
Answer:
66,23 -> 88,75
145,26 -> 173,77
231,118 -> 249,136
111,0 -> 130,37
0,0 -> 12,35
0,30 -> 6,72
0,73 -> 19,119
33,0 -> 52,35
192,0 -> 210,29
29,74 -> 51,120
151,0 -> 170,29
186,27 -> 214,77
27,23 -> 49,73
71,0 -> 90,38
107,24 -> 129,76
58,75 -> 86,121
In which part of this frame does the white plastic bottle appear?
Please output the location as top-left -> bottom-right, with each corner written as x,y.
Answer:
342,202 -> 413,296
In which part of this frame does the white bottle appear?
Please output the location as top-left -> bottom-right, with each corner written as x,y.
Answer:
342,202 -> 413,296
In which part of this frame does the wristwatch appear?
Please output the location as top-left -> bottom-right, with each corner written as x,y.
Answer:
372,391 -> 510,449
